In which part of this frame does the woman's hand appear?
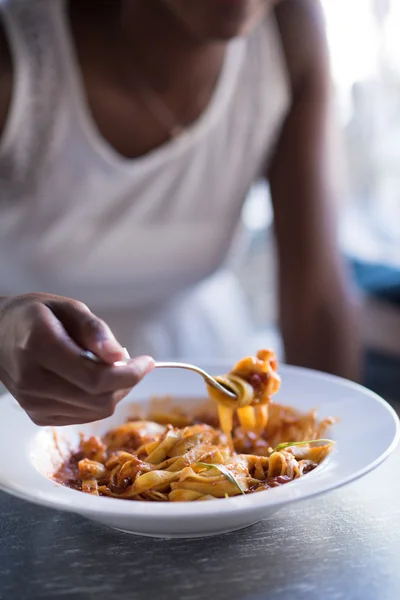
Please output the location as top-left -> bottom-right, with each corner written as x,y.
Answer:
0,293 -> 154,426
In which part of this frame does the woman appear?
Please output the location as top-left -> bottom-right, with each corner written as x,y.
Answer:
0,0 -> 359,426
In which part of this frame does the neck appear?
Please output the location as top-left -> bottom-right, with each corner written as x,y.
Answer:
70,0 -> 228,93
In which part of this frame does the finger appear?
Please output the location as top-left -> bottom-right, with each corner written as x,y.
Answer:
49,415 -> 110,426
17,368 -> 119,412
26,403 -> 114,427
45,351 -> 155,395
28,305 -> 154,393
113,388 -> 133,404
23,368 -> 141,414
46,299 -> 125,364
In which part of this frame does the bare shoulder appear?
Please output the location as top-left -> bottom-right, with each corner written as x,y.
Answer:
0,15 -> 13,137
274,0 -> 329,94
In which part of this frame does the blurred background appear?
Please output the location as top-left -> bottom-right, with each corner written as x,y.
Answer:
234,0 -> 400,401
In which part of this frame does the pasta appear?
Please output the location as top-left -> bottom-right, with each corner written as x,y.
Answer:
54,350 -> 335,502
207,349 -> 280,444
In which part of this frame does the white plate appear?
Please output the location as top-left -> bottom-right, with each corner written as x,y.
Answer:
0,364 -> 398,538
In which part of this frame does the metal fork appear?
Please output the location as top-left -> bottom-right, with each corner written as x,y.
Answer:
81,350 -> 237,400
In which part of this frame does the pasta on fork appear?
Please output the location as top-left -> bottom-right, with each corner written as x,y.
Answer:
207,349 -> 281,444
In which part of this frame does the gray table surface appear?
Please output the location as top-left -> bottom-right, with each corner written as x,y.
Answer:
1,444 -> 400,600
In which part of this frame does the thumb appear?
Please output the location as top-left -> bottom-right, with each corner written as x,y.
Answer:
49,300 -> 125,364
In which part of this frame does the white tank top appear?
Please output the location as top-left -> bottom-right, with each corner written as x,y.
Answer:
0,0 -> 290,359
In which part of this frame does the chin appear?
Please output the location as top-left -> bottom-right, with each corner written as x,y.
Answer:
193,14 -> 267,41
195,19 -> 259,41
166,0 -> 271,42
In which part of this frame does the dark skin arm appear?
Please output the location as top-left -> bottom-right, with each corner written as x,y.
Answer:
268,0 -> 360,380
0,293 -> 155,425
0,22 -> 156,426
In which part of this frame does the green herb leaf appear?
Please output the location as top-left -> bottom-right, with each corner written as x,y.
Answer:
196,462 -> 245,495
273,439 -> 335,453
